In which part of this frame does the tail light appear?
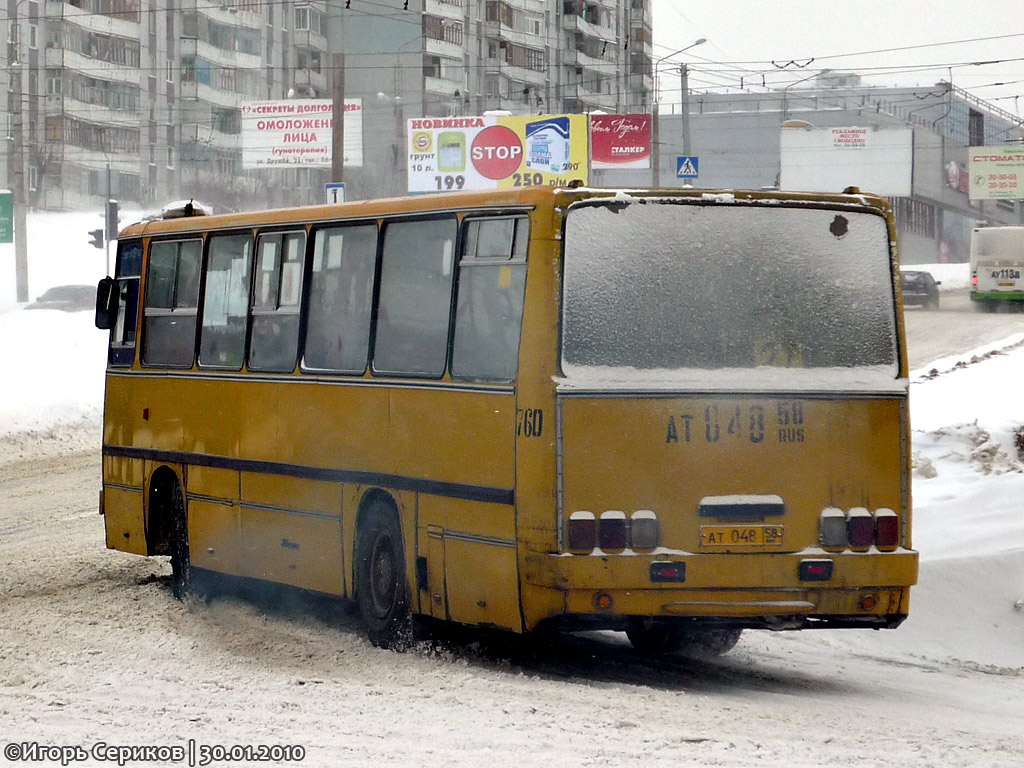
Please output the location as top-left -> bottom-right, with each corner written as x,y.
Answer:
630,510 -> 659,550
819,507 -> 848,548
567,511 -> 595,553
847,507 -> 874,549
599,511 -> 627,551
874,508 -> 900,550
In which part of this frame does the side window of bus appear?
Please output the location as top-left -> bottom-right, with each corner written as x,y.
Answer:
199,234 -> 253,370
451,217 -> 529,381
142,239 -> 202,367
109,240 -> 142,367
249,231 -> 305,372
373,217 -> 457,377
303,223 -> 378,374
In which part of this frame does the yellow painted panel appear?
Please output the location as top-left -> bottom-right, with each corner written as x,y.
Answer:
240,472 -> 340,517
444,537 -> 521,631
560,396 -> 906,553
103,486 -> 147,555
187,465 -> 238,501
188,499 -> 243,577
103,456 -> 144,487
417,495 -> 515,542
238,506 -> 343,595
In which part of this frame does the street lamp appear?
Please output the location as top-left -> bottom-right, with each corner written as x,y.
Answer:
652,38 -> 706,186
654,38 -> 706,108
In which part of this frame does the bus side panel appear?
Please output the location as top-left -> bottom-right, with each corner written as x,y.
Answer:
102,486 -> 147,555
235,473 -> 345,595
416,495 -> 520,631
188,499 -> 243,576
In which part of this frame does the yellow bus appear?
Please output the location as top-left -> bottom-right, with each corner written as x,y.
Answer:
95,186 -> 918,654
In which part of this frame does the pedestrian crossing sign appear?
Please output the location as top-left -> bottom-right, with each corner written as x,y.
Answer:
676,156 -> 699,179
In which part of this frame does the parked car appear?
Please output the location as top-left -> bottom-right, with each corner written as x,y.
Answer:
24,284 -> 96,312
900,270 -> 941,309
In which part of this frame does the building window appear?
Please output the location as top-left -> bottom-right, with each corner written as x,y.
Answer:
28,24 -> 37,49
968,109 -> 984,147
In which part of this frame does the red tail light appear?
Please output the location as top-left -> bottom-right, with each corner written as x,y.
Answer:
568,511 -> 595,553
599,511 -> 627,551
874,508 -> 900,550
847,507 -> 874,549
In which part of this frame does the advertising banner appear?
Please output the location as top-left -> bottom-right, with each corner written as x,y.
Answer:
780,126 -> 912,197
968,147 -> 1024,200
407,114 -> 588,193
590,114 -> 651,169
0,190 -> 12,244
241,99 -> 363,169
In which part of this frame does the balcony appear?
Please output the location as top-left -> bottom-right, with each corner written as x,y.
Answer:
197,3 -> 263,30
293,29 -> 328,52
293,67 -> 327,96
502,63 -> 548,87
52,48 -> 140,86
196,39 -> 261,71
59,2 -> 141,39
562,13 -> 615,43
197,82 -> 241,110
425,0 -> 464,22
425,36 -> 464,60
425,75 -> 461,97
482,20 -> 536,48
60,95 -> 139,128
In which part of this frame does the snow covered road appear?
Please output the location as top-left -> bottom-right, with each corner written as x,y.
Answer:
1,448 -> 1022,768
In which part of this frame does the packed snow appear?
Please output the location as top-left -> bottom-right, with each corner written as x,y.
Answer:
1,214 -> 1023,766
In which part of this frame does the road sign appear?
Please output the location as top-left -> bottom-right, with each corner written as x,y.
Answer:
0,190 -> 12,244
325,182 -> 346,204
676,156 -> 699,179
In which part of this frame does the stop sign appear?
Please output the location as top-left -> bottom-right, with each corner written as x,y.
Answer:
471,126 -> 523,180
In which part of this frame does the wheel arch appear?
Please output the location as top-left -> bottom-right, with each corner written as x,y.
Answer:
146,464 -> 185,556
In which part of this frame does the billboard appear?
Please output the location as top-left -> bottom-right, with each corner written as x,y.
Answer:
407,114 -> 588,193
967,147 -> 1024,200
780,126 -> 912,196
241,99 -> 363,169
590,114 -> 651,169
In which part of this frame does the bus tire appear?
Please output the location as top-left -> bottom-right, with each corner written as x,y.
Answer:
355,501 -> 412,650
168,480 -> 190,599
627,625 -> 743,657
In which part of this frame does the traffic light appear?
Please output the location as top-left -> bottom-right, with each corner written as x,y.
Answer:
89,228 -> 104,249
105,199 -> 119,241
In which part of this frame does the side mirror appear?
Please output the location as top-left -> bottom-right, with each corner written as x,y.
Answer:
95,277 -> 117,329
935,280 -> 942,286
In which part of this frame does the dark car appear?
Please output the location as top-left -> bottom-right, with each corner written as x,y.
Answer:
24,284 -> 97,312
900,270 -> 941,309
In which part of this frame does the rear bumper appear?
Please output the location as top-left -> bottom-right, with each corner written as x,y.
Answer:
971,291 -> 1024,301
522,548 -> 918,631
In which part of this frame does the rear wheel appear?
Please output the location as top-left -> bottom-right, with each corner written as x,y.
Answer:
168,481 -> 190,599
627,625 -> 743,657
355,502 -> 412,649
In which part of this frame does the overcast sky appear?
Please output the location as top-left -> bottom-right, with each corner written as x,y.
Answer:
652,1 -> 1024,116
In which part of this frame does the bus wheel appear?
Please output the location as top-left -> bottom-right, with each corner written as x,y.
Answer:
627,625 -> 743,657
168,481 -> 191,599
355,502 -> 412,650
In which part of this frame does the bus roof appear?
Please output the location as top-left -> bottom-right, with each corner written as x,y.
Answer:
117,186 -> 891,239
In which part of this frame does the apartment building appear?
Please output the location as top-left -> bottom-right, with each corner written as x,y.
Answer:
2,0 -> 654,211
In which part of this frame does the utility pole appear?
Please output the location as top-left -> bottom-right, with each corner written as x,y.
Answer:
680,63 -> 691,158
331,53 -> 345,184
12,62 -> 29,303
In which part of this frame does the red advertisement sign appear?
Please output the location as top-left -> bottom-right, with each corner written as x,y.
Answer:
590,114 -> 651,170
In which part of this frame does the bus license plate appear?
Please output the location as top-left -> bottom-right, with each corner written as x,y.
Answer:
699,525 -> 784,548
